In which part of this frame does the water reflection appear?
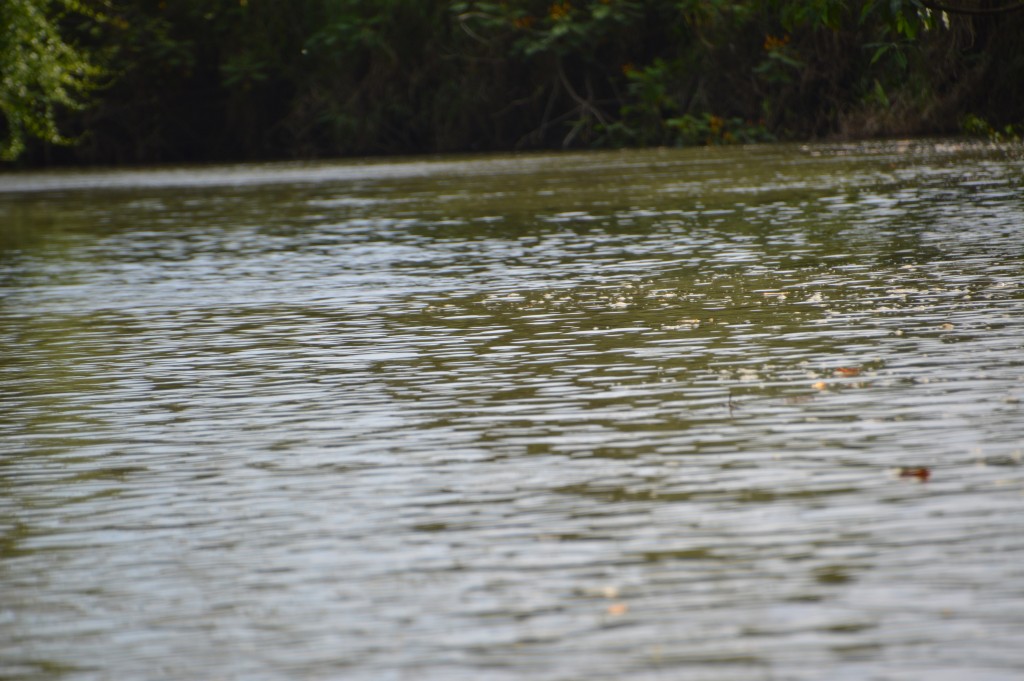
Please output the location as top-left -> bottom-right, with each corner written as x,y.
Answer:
2,141 -> 1023,679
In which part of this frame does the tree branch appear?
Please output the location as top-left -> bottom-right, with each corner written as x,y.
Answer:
918,0 -> 1024,15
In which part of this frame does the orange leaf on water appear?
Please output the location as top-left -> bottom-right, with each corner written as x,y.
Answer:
834,367 -> 861,377
607,603 -> 629,616
898,467 -> 930,481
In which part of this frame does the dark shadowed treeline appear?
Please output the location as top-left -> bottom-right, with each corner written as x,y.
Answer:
3,0 -> 1024,165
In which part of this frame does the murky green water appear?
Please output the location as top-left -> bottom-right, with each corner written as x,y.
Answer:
2,141 -> 1024,680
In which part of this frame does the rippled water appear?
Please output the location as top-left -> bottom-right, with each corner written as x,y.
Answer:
2,141 -> 1024,680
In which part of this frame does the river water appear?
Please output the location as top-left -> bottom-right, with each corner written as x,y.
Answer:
1,141 -> 1023,680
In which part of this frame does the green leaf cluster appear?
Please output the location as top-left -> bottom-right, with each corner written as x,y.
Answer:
0,0 -> 103,160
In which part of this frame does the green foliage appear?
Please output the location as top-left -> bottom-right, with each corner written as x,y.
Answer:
755,33 -> 803,85
604,60 -> 772,146
0,0 -> 103,161
613,59 -> 685,145
666,113 -> 774,146
5,0 -> 1024,163
452,0 -> 642,58
961,113 -> 1022,141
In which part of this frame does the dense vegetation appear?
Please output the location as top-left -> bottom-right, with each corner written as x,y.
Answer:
3,0 -> 1024,165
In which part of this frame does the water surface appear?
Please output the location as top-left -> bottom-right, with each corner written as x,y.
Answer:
2,141 -> 1024,680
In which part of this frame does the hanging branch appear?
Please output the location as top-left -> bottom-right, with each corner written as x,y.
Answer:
556,59 -> 610,148
918,0 -> 1024,15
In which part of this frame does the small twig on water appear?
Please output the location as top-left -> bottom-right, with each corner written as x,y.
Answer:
728,389 -> 739,417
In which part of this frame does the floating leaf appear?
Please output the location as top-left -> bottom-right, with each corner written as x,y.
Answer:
898,467 -> 930,481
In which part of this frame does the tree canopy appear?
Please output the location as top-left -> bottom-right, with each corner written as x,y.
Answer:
3,0 -> 1023,165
